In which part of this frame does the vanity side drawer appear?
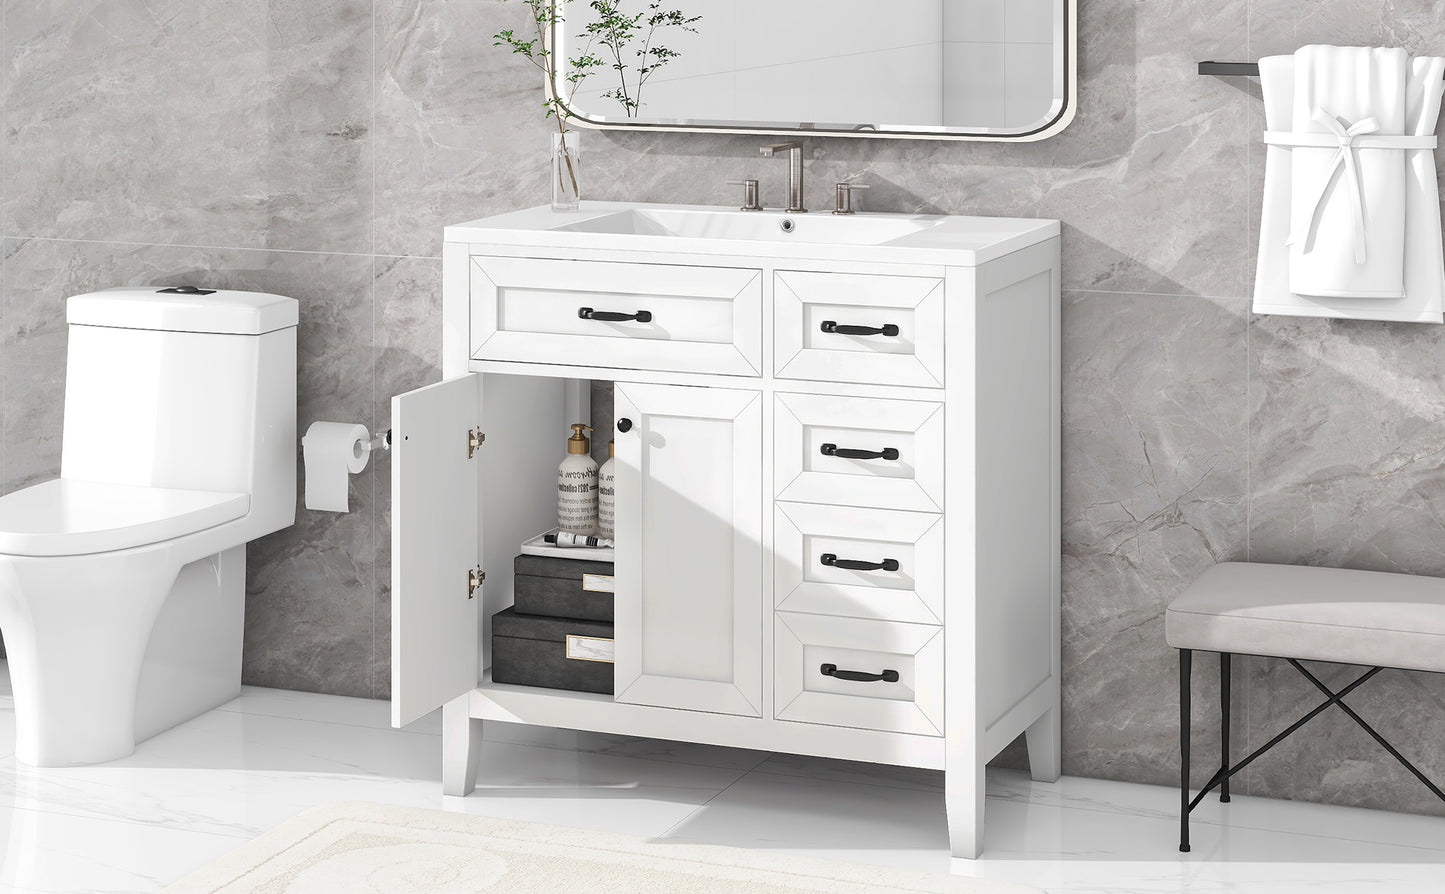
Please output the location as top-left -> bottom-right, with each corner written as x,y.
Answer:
775,612 -> 942,737
774,502 -> 943,625
773,270 -> 944,387
471,256 -> 763,376
775,393 -> 943,512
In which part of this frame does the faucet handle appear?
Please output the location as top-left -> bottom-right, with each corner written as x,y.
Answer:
726,179 -> 763,212
833,182 -> 870,215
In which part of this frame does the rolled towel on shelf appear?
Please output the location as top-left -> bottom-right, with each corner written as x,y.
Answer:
1254,45 -> 1445,323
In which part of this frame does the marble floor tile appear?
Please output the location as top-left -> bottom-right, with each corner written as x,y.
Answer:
0,698 -> 749,844
0,666 -> 1443,893
0,806 -> 244,894
668,769 -> 1445,892
214,685 -> 440,735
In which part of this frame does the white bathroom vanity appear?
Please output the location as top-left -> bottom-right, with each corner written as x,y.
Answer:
390,202 -> 1061,858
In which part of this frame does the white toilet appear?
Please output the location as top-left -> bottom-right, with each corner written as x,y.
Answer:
0,287 -> 298,766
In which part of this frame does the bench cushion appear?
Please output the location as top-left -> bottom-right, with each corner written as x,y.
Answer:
1165,562 -> 1445,673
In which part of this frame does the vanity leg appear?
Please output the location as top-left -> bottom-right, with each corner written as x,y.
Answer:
442,693 -> 483,797
945,754 -> 987,859
1025,701 -> 1062,783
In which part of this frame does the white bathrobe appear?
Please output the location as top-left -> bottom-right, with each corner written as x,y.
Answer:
1254,46 -> 1445,323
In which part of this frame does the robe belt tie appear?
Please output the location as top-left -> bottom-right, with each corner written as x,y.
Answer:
1263,109 -> 1437,265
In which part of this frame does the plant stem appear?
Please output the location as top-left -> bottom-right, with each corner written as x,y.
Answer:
528,3 -> 579,197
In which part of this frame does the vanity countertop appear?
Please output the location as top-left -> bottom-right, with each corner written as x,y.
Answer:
446,202 -> 1060,267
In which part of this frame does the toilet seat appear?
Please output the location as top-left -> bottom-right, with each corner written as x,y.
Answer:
0,479 -> 249,557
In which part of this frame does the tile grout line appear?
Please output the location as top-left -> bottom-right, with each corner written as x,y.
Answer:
1065,286 -> 1253,303
1242,0 -> 1254,799
0,234 -> 441,264
371,0 -> 381,701
210,702 -> 442,739
653,750 -> 777,839
2,0 -> 6,499
0,238 -> 1252,307
0,799 -> 255,843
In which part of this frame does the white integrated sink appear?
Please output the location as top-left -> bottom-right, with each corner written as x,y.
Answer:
553,207 -> 939,246
447,202 -> 1061,265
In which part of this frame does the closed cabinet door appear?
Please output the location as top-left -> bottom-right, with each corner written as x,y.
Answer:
613,383 -> 763,717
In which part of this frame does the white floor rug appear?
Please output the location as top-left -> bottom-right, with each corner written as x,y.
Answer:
164,801 -> 1040,894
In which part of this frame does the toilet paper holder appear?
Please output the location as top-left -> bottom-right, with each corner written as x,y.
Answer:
296,427 -> 390,457
362,430 -> 392,453
300,422 -> 392,513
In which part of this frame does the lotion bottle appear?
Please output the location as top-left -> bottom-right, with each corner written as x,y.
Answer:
557,424 -> 598,535
598,439 -> 617,540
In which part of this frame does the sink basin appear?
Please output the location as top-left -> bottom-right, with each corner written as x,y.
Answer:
553,207 -> 940,246
447,202 -> 1063,266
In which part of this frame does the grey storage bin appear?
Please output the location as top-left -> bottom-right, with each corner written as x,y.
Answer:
491,607 -> 614,695
513,553 -> 615,622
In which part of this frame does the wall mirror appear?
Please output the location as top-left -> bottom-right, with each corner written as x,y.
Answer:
549,0 -> 1076,141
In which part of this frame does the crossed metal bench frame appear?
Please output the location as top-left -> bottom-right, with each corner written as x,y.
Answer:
1177,648 -> 1445,852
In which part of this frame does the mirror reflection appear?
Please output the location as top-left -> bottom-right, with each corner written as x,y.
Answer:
551,0 -> 1072,138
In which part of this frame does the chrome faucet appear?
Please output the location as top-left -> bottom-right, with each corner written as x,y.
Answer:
759,141 -> 807,213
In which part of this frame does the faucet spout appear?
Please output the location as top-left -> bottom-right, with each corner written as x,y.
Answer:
760,141 -> 807,213
759,140 -> 802,158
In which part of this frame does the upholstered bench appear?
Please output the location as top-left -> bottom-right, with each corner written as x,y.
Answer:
1165,562 -> 1445,852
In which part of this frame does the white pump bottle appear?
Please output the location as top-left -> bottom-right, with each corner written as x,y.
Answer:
557,423 -> 599,535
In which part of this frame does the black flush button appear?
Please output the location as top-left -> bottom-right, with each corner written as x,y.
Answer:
157,285 -> 217,295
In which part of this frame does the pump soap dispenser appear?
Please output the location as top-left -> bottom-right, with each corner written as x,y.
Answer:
558,424 -> 599,535
598,439 -> 616,540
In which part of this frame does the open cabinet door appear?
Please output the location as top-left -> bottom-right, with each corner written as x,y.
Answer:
391,374 -> 481,727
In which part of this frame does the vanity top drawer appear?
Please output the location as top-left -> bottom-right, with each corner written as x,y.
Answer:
471,256 -> 763,376
775,612 -> 942,737
775,393 -> 943,513
774,270 -> 944,388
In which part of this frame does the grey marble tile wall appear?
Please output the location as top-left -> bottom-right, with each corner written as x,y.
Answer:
3,0 -> 1445,819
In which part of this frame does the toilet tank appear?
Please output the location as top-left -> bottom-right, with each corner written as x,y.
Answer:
60,288 -> 299,535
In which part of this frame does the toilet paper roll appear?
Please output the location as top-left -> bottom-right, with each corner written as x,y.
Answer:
302,422 -> 371,512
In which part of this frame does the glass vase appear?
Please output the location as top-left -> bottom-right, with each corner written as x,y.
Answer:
551,131 -> 580,212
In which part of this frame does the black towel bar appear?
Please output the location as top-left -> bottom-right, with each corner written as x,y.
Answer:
1199,60 -> 1445,80
1197,61 -> 1260,77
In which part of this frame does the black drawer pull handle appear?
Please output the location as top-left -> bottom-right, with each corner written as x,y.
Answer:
821,663 -> 899,684
820,553 -> 900,572
579,307 -> 653,323
820,320 -> 899,337
820,443 -> 900,461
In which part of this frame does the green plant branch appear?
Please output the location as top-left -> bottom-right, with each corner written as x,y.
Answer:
497,0 -> 699,137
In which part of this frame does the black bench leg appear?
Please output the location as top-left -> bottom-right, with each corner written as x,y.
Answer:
1180,648 -> 1192,853
1220,652 -> 1231,803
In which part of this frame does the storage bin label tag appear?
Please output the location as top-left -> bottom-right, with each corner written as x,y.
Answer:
583,574 -> 615,594
566,635 -> 616,663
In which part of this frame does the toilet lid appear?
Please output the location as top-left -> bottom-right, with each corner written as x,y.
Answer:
0,479 -> 250,557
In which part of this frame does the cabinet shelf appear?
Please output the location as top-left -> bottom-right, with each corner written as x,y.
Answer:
477,668 -> 614,706
472,669 -> 947,770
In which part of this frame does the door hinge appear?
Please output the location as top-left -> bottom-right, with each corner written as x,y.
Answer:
467,427 -> 485,459
467,566 -> 485,599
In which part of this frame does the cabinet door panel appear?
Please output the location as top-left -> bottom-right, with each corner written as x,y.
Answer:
614,383 -> 763,716
391,375 -> 480,728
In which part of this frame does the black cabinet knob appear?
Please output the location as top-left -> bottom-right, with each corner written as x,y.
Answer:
617,418 -> 633,433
